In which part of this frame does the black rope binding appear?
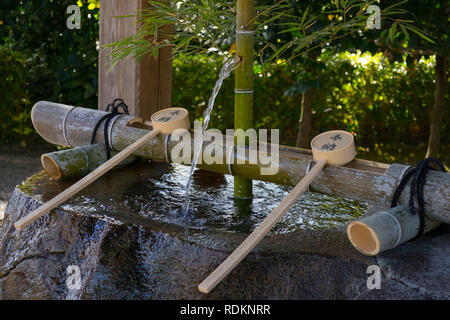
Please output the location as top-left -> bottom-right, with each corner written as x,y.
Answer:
391,158 -> 446,241
91,99 -> 130,159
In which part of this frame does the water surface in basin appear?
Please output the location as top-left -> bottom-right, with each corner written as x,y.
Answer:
18,161 -> 367,235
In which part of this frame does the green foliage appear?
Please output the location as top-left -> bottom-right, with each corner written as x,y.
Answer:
107,0 -> 237,69
173,52 -> 449,154
380,0 -> 449,57
0,46 -> 32,144
313,52 -> 445,146
108,0 -> 423,66
0,0 -> 99,143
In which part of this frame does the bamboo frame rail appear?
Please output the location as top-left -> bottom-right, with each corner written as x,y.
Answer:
30,101 -> 450,223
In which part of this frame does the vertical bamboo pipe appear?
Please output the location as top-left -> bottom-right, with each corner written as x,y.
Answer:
234,0 -> 255,198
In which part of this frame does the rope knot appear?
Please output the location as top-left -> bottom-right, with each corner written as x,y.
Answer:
391,157 -> 446,240
91,99 -> 130,159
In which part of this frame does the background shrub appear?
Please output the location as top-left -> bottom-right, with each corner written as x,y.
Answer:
0,1 -> 448,164
173,53 -> 448,150
0,0 -> 99,144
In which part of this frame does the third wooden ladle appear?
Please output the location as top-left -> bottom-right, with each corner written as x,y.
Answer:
198,130 -> 356,294
14,107 -> 190,230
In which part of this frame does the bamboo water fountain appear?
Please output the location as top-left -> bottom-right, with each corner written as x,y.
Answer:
4,0 -> 450,300
20,100 -> 450,263
0,0 -> 450,299
14,107 -> 190,230
16,101 -> 449,298
23,101 -> 450,225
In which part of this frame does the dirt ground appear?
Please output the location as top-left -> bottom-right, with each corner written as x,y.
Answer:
0,143 -> 55,220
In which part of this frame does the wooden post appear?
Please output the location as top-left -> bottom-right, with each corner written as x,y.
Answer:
99,0 -> 172,120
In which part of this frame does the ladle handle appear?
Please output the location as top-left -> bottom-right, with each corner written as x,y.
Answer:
198,159 -> 328,294
14,129 -> 161,231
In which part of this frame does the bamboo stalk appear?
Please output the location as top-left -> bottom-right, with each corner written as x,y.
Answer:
234,0 -> 255,198
41,144 -> 138,180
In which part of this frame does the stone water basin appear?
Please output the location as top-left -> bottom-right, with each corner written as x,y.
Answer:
16,161 -> 367,253
1,160 -> 448,299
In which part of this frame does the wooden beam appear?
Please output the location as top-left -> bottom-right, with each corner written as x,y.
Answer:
98,0 -> 172,120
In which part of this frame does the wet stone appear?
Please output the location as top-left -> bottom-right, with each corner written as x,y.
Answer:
0,161 -> 448,299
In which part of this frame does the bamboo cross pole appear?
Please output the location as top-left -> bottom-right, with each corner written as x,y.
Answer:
41,144 -> 138,180
28,101 -> 450,223
14,108 -> 189,230
198,130 -> 356,293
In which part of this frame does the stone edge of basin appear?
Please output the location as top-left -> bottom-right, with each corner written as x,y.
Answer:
7,179 -> 374,265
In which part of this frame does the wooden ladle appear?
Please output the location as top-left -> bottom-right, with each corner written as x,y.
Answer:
14,107 -> 190,230
198,130 -> 356,293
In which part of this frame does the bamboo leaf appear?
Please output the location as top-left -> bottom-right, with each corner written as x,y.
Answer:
404,24 -> 435,44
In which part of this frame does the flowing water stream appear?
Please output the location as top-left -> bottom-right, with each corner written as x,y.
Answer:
181,58 -> 241,217
18,164 -> 367,236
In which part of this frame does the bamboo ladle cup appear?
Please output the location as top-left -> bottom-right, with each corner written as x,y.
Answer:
14,108 -> 190,230
198,130 -> 356,294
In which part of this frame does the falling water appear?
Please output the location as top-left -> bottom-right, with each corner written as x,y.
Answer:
181,57 -> 241,217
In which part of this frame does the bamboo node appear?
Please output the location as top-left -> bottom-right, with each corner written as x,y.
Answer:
62,106 -> 77,147
236,30 -> 255,34
235,89 -> 254,94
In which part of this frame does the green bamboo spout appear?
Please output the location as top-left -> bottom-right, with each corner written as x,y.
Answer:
234,0 -> 255,198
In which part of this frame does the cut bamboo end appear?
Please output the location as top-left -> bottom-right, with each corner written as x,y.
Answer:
346,205 -> 441,256
346,221 -> 380,256
41,154 -> 63,180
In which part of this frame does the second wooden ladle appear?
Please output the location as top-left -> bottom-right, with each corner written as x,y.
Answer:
198,130 -> 356,293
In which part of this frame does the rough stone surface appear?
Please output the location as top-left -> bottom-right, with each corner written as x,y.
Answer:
0,187 -> 373,300
1,183 -> 449,299
374,225 -> 450,299
0,149 -> 448,299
